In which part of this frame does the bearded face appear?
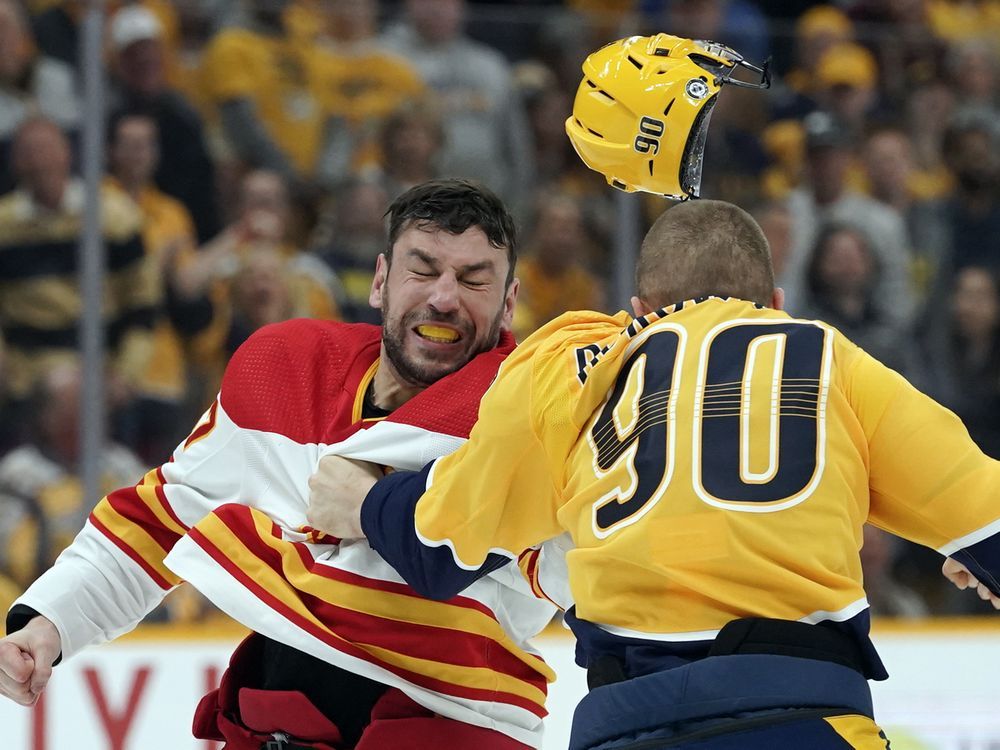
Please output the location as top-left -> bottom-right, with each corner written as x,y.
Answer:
371,223 -> 516,388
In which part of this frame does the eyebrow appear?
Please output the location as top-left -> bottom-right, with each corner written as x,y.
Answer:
407,248 -> 497,276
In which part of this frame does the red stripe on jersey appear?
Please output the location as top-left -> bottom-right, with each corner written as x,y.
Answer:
183,400 -> 219,450
89,513 -> 174,590
520,549 -> 543,600
220,509 -> 541,684
518,548 -> 560,609
295,579 -> 548,690
187,526 -> 547,718
292,534 -> 499,620
218,505 -> 499,621
153,467 -> 190,532
105,489 -> 182,553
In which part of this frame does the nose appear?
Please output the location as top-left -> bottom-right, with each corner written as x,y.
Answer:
426,272 -> 460,314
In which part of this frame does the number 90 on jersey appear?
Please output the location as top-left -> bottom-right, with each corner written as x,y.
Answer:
587,320 -> 832,538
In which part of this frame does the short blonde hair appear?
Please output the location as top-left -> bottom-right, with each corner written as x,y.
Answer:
636,200 -> 775,308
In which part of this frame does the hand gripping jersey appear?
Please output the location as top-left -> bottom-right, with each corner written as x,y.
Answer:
363,297 -> 1000,675
12,319 -> 560,747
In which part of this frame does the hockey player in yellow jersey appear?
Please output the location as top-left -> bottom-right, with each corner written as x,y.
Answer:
306,34 -> 1000,750
312,195 -> 1000,750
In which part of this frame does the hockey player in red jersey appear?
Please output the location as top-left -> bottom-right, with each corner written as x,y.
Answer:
0,179 -> 563,749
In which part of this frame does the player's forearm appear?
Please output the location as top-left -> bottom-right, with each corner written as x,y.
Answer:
10,523 -> 172,660
361,463 -> 511,599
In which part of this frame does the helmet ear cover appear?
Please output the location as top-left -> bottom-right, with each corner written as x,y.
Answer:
565,34 -> 770,199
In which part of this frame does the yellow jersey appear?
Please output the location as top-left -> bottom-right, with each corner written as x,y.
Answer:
364,297 -> 1000,675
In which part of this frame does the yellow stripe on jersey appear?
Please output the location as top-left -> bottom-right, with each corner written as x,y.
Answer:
359,642 -> 548,706
135,469 -> 188,537
192,512 -> 351,642
193,508 -> 553,701
352,360 -> 381,423
244,511 -> 553,693
91,500 -> 182,587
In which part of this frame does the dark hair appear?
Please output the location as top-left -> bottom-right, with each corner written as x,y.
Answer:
384,178 -> 518,285
805,221 -> 879,298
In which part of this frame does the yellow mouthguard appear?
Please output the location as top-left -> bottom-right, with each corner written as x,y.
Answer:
416,325 -> 459,342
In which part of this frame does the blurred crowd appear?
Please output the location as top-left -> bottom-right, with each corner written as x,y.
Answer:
0,0 -> 998,621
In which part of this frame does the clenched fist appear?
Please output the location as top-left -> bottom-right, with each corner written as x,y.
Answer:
307,456 -> 383,539
0,615 -> 61,706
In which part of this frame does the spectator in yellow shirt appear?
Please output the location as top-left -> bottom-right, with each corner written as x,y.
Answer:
314,0 -> 427,179
108,4 -> 219,242
201,0 -> 328,189
0,118 -> 160,434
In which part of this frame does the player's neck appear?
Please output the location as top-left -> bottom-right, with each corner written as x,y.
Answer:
370,356 -> 424,411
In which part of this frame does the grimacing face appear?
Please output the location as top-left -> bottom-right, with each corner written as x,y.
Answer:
370,222 -> 517,388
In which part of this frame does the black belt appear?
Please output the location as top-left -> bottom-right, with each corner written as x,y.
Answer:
587,617 -> 867,690
707,617 -> 867,673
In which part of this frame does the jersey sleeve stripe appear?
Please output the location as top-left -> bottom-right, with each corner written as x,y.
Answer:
103,488 -> 184,554
287,532 -> 499,620
518,549 -> 542,599
518,548 -> 561,607
88,510 -> 177,590
148,467 -> 190,534
182,400 -> 219,450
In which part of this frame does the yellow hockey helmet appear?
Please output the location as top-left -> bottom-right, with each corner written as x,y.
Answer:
566,34 -> 770,199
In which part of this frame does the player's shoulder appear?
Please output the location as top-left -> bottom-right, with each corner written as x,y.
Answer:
519,310 -> 630,358
219,319 -> 381,438
501,310 -> 630,405
772,308 -> 872,394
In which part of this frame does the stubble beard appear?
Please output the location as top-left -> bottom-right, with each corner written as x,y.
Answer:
381,290 -> 505,389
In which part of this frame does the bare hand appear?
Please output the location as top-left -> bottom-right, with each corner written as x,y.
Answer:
942,557 -> 1000,610
0,616 -> 61,706
307,456 -> 382,539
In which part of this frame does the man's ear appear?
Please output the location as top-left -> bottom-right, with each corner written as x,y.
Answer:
500,277 -> 519,331
631,295 -> 654,318
369,254 -> 389,310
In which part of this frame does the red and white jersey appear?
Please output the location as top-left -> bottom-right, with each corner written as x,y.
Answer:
14,319 -> 561,746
